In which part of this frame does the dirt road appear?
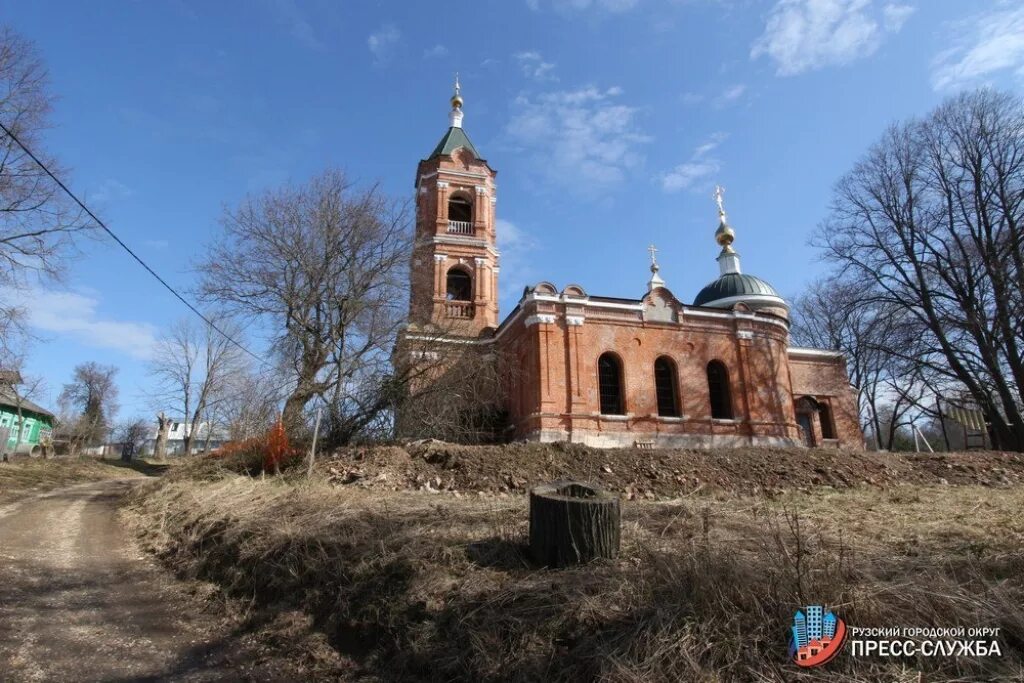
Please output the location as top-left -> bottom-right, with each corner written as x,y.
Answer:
0,479 -> 291,682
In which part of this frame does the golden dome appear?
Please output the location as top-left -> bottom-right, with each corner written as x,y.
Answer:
715,220 -> 735,248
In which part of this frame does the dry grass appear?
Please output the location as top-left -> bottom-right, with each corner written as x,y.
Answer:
0,456 -> 149,502
129,455 -> 1024,682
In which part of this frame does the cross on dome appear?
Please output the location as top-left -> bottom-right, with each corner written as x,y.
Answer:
647,244 -> 665,291
713,183 -> 736,254
449,73 -> 464,128
713,184 -> 726,218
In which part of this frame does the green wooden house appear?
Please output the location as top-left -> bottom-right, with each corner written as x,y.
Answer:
0,388 -> 55,457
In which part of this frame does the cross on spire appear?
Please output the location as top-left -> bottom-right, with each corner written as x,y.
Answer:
714,184 -> 726,217
646,244 -> 665,291
449,74 -> 464,128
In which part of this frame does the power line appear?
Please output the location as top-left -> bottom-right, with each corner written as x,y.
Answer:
0,120 -> 266,367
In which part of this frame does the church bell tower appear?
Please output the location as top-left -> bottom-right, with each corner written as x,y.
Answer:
408,76 -> 499,337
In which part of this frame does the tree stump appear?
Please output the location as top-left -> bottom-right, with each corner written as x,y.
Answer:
529,481 -> 620,567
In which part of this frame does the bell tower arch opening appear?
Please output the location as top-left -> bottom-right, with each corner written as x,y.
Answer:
447,192 -> 473,233
446,266 -> 472,301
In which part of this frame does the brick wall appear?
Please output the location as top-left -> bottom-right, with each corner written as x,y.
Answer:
788,353 -> 864,449
495,290 -> 814,448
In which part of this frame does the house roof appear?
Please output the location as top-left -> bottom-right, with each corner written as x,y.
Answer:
428,126 -> 480,160
0,389 -> 55,419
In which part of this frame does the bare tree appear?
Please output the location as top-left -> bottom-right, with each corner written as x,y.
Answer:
199,168 -> 411,439
211,370 -> 281,442
818,89 -> 1024,451
392,342 -> 515,444
114,417 -> 149,461
58,361 -> 118,452
790,277 -> 921,450
149,316 -> 246,455
0,27 -> 92,350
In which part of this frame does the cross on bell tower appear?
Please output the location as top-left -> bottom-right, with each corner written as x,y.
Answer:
408,77 -> 499,336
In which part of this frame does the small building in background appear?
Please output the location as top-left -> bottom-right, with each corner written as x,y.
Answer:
142,417 -> 229,456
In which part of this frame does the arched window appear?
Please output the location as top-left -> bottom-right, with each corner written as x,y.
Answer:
707,360 -> 733,419
598,353 -> 624,415
448,194 -> 473,223
654,356 -> 680,417
818,402 -> 835,439
446,267 -> 472,301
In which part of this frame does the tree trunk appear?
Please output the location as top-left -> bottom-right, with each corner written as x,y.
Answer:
154,412 -> 170,460
282,392 -> 310,433
529,481 -> 620,568
202,416 -> 213,453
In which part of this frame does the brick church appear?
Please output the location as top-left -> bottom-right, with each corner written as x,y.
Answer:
398,80 -> 863,450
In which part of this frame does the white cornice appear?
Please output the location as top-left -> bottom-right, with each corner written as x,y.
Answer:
419,169 -> 492,183
432,235 -> 493,249
404,333 -> 491,346
788,347 -> 845,359
525,313 -> 557,326
686,308 -> 790,331
696,293 -> 790,312
523,292 -> 645,312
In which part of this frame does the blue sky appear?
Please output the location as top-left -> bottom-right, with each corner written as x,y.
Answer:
3,0 -> 1023,420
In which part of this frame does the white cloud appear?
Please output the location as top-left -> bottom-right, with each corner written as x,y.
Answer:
882,3 -> 914,31
716,83 -> 747,107
721,84 -> 746,100
751,0 -> 913,76
682,83 -> 746,108
659,132 -> 727,193
423,44 -> 448,58
527,0 -> 638,11
496,218 -> 540,301
92,178 -> 132,204
506,86 -> 651,193
931,4 -> 1024,91
514,51 -> 558,82
4,287 -> 157,359
368,24 -> 401,65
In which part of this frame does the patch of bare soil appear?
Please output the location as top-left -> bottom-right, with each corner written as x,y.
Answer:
0,479 -> 345,681
0,456 -> 150,505
306,442 -> 1024,498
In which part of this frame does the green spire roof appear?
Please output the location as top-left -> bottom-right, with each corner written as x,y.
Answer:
428,126 -> 479,159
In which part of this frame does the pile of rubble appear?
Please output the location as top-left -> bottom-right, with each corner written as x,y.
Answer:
309,440 -> 1024,498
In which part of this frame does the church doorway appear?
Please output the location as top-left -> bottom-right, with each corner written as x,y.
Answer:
796,413 -> 814,447
795,396 -> 818,447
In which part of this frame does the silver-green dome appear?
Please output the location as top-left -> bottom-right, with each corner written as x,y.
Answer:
693,272 -> 784,308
